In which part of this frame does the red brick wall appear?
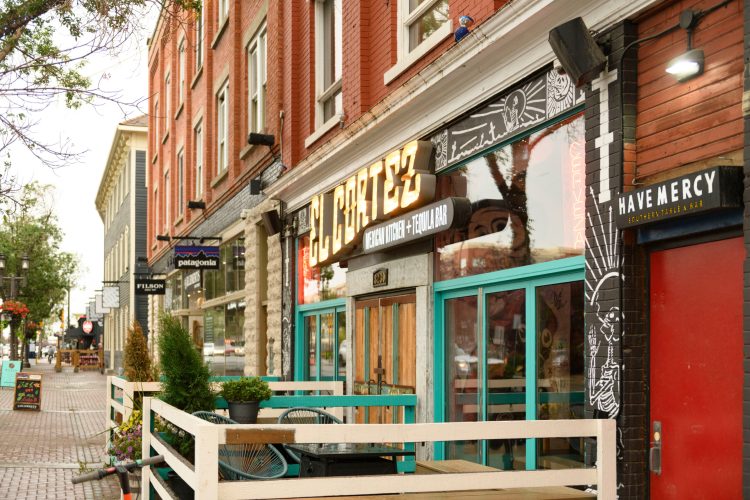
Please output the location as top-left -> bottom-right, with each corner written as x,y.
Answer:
636,0 -> 743,179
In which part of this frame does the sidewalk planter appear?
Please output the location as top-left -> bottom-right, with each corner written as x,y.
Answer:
227,401 -> 260,424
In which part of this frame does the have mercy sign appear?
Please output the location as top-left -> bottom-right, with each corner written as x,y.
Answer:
616,166 -> 742,229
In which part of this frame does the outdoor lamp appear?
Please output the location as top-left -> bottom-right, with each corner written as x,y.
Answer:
666,49 -> 704,82
247,133 -> 275,147
666,10 -> 704,83
21,254 -> 29,271
0,253 -> 5,271
187,200 -> 206,210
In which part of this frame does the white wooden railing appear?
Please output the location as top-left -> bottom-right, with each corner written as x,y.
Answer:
107,377 -> 344,430
141,397 -> 616,500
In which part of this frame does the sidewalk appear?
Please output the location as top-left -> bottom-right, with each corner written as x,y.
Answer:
0,358 -> 121,499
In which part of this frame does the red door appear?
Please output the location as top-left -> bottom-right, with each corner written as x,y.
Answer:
650,237 -> 743,498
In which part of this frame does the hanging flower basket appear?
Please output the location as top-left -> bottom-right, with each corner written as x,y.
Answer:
0,300 -> 29,319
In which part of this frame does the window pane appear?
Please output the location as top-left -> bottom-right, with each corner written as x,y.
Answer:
322,88 -> 341,123
204,305 -> 226,376
536,281 -> 585,469
320,313 -> 335,381
297,234 -> 347,304
445,295 -> 480,463
408,0 -> 448,52
435,114 -> 585,281
486,289 -> 527,470
225,302 -> 245,376
306,315 -> 318,379
337,311 -> 346,379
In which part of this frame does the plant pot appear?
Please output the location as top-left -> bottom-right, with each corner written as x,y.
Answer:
227,401 -> 260,424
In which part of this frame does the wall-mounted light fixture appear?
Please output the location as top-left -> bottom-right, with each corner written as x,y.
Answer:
249,178 -> 262,195
156,234 -> 171,242
665,10 -> 704,82
247,133 -> 275,147
187,200 -> 206,210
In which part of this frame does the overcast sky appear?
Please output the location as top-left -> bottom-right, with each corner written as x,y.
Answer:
10,16 -> 155,320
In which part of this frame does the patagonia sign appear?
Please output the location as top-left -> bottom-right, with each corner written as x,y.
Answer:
174,245 -> 220,269
309,140 -> 436,267
134,277 -> 166,295
616,166 -> 742,228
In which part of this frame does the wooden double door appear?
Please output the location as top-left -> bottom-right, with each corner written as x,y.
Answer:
354,293 -> 416,423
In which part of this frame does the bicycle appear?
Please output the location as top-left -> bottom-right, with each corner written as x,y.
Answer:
71,455 -> 164,500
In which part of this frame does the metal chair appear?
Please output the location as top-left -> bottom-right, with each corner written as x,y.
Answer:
276,407 -> 343,463
192,411 -> 288,480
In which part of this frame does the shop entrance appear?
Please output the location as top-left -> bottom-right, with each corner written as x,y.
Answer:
353,293 -> 416,423
650,237 -> 743,498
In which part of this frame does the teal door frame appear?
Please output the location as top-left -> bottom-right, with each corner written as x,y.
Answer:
433,255 -> 584,468
294,299 -> 347,381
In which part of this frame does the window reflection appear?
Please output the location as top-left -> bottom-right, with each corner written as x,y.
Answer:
435,114 -> 585,281
297,234 -> 346,304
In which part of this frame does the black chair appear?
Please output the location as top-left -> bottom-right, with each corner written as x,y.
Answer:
192,411 -> 288,480
276,407 -> 342,463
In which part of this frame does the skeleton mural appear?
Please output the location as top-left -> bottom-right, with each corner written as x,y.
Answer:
585,190 -> 623,420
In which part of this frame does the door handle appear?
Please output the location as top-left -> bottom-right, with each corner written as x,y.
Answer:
649,421 -> 662,475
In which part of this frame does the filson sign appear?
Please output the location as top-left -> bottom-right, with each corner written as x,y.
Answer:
363,197 -> 471,253
616,166 -> 742,229
174,245 -> 221,269
309,140 -> 436,267
135,277 -> 166,295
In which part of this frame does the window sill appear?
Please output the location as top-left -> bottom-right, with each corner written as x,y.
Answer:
211,169 -> 228,188
161,130 -> 169,144
384,21 -> 453,85
174,102 -> 184,121
211,17 -> 230,49
239,142 -> 257,160
191,65 -> 204,89
304,116 -> 340,148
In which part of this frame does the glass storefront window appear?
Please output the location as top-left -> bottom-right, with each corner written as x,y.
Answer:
297,234 -> 346,304
536,281 -> 584,469
164,274 -> 184,311
204,236 -> 243,300
203,301 -> 245,376
435,113 -> 585,281
302,308 -> 346,382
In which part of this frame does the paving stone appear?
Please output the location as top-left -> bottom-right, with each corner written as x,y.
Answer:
0,359 -> 122,499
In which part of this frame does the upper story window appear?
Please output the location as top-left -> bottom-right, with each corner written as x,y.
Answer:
177,149 -> 184,217
195,7 -> 204,71
217,81 -> 229,175
163,170 -> 170,231
153,99 -> 160,146
164,72 -> 171,131
386,0 -> 450,84
247,23 -> 267,134
194,121 -> 203,199
314,0 -> 342,129
178,39 -> 186,104
219,0 -> 229,26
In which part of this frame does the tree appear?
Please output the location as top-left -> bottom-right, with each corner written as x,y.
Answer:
0,182 -> 79,359
0,0 -> 199,203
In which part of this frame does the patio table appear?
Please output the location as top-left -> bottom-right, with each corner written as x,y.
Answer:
286,443 -> 415,477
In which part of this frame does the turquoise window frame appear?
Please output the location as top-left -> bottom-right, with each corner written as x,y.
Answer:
294,235 -> 347,381
433,255 -> 584,468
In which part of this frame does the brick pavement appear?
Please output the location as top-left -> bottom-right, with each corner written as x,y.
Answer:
0,358 -> 122,499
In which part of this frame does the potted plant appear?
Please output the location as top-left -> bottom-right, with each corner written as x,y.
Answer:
220,377 -> 272,424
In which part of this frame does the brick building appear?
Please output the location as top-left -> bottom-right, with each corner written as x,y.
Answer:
145,0 -> 749,496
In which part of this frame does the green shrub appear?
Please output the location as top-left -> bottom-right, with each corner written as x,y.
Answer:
157,314 -> 215,414
220,377 -> 272,403
123,321 -> 154,382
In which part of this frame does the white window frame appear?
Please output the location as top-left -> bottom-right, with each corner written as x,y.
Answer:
195,6 -> 204,71
216,81 -> 229,175
164,72 -> 171,133
247,23 -> 267,134
177,148 -> 184,217
194,121 -> 203,199
154,186 -> 159,237
219,0 -> 229,26
178,39 -> 186,104
314,0 -> 342,131
154,99 -> 160,145
385,0 -> 452,85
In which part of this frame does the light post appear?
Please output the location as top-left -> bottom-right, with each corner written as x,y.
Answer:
0,253 -> 30,363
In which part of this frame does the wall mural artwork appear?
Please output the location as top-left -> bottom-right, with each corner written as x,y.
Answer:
432,68 -> 585,172
585,187 -> 622,419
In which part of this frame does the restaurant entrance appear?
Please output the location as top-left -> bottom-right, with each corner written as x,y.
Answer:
353,292 -> 416,424
649,237 -> 743,498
